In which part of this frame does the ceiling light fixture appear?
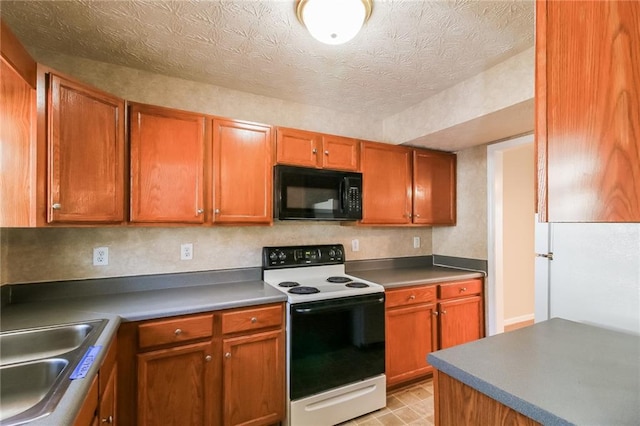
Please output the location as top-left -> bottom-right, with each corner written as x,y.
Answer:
296,0 -> 373,45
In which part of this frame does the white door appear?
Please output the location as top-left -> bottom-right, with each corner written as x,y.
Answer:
534,215 -> 551,322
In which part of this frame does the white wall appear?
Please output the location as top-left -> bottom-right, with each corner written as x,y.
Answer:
548,223 -> 640,335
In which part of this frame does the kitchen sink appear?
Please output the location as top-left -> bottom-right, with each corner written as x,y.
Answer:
0,319 -> 108,425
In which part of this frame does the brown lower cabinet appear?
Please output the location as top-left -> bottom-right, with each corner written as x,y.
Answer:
385,278 -> 484,389
73,339 -> 117,426
434,370 -> 540,426
117,303 -> 285,426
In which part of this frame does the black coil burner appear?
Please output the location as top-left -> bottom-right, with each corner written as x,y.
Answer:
327,276 -> 352,283
279,281 -> 300,288
289,286 -> 320,295
346,282 -> 369,288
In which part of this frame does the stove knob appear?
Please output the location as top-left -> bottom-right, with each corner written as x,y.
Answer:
269,252 -> 278,261
336,248 -> 343,258
328,249 -> 336,258
278,252 -> 286,261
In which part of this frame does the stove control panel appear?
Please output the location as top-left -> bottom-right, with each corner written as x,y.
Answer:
263,244 -> 345,269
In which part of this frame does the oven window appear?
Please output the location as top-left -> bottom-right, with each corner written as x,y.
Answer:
290,294 -> 385,400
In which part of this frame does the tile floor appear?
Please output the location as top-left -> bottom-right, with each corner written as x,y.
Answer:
339,378 -> 435,425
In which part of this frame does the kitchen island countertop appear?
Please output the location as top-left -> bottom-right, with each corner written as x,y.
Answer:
428,318 -> 640,425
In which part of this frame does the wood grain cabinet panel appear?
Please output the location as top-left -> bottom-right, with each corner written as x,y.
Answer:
438,295 -> 483,350
537,0 -> 640,222
129,103 -> 206,224
413,150 -> 456,225
275,127 -> 320,168
137,342 -> 214,426
385,301 -> 438,387
222,329 -> 285,426
47,73 -> 125,223
0,57 -> 36,226
320,134 -> 359,171
212,119 -> 273,224
360,141 -> 413,224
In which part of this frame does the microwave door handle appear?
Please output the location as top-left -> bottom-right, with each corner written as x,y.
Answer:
340,178 -> 347,213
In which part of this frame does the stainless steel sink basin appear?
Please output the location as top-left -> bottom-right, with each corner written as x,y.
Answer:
0,319 -> 108,425
0,359 -> 69,423
0,323 -> 97,365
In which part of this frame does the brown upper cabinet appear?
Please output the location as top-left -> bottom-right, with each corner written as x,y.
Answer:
276,127 -> 359,171
129,102 -> 206,224
212,118 -> 273,224
360,141 -> 456,225
45,71 -> 126,224
413,149 -> 456,225
536,0 -> 640,222
0,20 -> 37,227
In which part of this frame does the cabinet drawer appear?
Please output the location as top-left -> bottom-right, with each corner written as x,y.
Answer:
386,285 -> 436,308
138,313 -> 213,349
438,279 -> 483,300
221,304 -> 283,335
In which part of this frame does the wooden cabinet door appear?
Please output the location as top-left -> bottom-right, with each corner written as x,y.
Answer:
47,74 -> 125,223
320,135 -> 359,171
413,149 -> 456,225
212,119 -> 273,224
438,296 -> 483,349
537,0 -> 640,222
222,329 -> 284,426
386,303 -> 437,387
99,365 -> 117,425
360,142 -> 412,224
130,103 -> 206,223
0,57 -> 36,227
276,127 -> 320,168
137,342 -> 214,426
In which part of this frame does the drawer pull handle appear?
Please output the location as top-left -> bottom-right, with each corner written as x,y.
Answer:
251,317 -> 257,323
225,352 -> 231,358
205,355 -> 212,362
409,295 -> 416,300
459,287 -> 467,292
101,416 -> 113,424
174,328 -> 182,336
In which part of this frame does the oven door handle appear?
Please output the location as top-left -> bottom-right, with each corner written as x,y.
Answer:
293,296 -> 385,314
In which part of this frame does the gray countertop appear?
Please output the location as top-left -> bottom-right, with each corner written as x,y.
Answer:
428,318 -> 640,425
1,277 -> 286,426
349,265 -> 484,288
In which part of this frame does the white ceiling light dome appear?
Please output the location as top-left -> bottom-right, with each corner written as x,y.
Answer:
296,0 -> 373,45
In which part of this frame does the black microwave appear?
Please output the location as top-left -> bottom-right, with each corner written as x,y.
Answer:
274,165 -> 363,221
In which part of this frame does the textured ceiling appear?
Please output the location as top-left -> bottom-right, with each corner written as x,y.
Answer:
0,0 -> 534,120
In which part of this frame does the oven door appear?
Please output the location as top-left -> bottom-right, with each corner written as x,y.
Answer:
290,293 -> 385,400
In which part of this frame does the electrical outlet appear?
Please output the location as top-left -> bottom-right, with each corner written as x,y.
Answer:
93,247 -> 109,266
413,236 -> 421,249
181,243 -> 193,260
351,239 -> 360,252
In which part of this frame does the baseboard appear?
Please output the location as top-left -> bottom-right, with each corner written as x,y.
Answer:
504,313 -> 535,326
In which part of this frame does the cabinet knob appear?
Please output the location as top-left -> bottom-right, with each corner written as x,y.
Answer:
312,148 -> 318,154
459,287 -> 467,292
52,203 -> 62,210
415,214 -> 420,218
205,355 -> 212,362
214,209 -> 220,214
441,310 -> 447,315
433,311 -> 439,316
101,416 -> 113,424
196,208 -> 204,215
250,317 -> 257,323
409,295 -> 415,300
225,352 -> 231,358
174,328 -> 182,336
324,150 -> 329,155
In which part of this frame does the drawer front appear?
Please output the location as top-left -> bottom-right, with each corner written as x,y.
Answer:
386,285 -> 436,308
438,279 -> 483,300
138,313 -> 213,349
221,304 -> 283,335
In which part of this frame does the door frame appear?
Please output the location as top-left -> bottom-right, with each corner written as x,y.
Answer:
486,133 -> 534,336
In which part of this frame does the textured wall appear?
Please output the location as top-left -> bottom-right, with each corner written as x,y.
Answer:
1,224 -> 432,285
31,49 -> 385,143
432,145 -> 488,260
